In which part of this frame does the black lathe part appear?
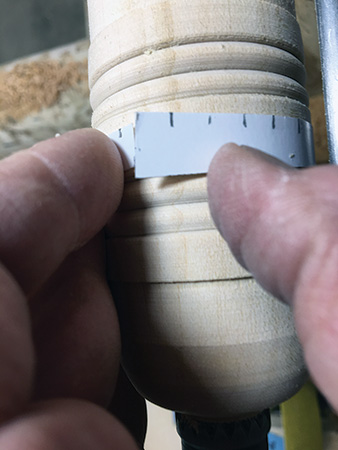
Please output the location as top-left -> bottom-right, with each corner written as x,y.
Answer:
176,410 -> 271,450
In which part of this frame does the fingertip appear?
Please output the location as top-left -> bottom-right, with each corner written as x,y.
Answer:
207,143 -> 296,271
46,128 -> 124,192
207,143 -> 240,225
69,128 -> 124,171
208,142 -> 241,170
208,143 -> 291,185
207,143 -> 257,258
30,128 -> 125,245
43,127 -> 124,180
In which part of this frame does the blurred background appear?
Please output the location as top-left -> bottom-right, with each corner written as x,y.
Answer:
0,0 -> 87,64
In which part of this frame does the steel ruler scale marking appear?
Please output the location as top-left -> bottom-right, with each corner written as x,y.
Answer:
109,112 -> 315,178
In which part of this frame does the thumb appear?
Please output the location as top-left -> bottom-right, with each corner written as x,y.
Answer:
208,144 -> 338,412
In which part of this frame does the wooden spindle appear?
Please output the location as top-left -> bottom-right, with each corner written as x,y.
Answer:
88,0 -> 309,423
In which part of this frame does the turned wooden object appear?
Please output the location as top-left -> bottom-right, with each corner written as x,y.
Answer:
87,0 -> 309,420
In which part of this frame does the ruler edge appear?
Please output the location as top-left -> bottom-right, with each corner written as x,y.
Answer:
109,111 -> 315,178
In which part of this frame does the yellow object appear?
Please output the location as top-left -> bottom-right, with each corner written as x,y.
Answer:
281,381 -> 323,450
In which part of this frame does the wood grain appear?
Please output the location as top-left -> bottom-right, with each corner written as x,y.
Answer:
88,0 -> 303,87
88,0 -> 298,41
108,201 -> 213,237
107,229 -> 250,282
92,70 -> 308,129
96,93 -> 310,133
90,42 -> 306,106
114,278 -> 306,418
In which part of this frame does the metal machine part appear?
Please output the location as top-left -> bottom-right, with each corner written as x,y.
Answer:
176,411 -> 271,450
315,0 -> 338,164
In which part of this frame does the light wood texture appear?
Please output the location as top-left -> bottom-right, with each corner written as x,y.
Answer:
92,70 -> 308,129
108,200 -> 214,237
116,279 -> 297,347
88,0 -> 310,420
107,229 -> 250,282
119,174 -> 209,211
88,0 -> 303,87
88,0 -> 298,41
97,94 -> 310,134
88,0 -> 322,95
90,42 -> 306,109
114,278 -> 306,418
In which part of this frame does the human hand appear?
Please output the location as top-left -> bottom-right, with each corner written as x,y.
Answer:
208,144 -> 338,413
0,129 -> 141,449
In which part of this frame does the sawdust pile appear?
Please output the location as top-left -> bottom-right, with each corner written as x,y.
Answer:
0,59 -> 89,126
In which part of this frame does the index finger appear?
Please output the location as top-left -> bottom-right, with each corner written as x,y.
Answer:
0,129 -> 123,295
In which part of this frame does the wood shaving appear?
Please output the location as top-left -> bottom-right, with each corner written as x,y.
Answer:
0,59 -> 88,126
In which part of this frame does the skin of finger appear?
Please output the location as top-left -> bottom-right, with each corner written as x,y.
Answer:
0,399 -> 139,450
208,144 -> 320,302
0,129 -> 123,297
208,144 -> 338,411
0,266 -> 34,422
31,233 -> 121,408
293,192 -> 338,414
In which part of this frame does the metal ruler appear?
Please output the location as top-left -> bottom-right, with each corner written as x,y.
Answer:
110,112 -> 315,178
